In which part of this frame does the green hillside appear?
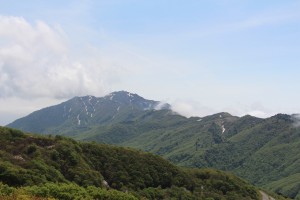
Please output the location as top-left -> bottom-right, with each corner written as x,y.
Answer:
76,113 -> 300,199
188,114 -> 300,199
6,92 -> 300,199
0,126 -> 261,200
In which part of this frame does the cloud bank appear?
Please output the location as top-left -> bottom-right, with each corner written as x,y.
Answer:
292,114 -> 300,128
0,16 -> 119,99
170,100 -> 217,118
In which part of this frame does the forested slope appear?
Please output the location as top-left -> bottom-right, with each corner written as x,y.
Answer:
0,126 -> 261,199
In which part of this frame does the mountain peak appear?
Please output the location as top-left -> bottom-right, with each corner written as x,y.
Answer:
110,90 -> 136,96
7,91 -> 165,133
105,91 -> 140,101
206,112 -> 233,119
102,91 -> 158,108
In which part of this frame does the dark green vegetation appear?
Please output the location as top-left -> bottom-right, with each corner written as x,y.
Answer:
7,91 -> 300,199
0,126 -> 261,199
82,112 -> 300,199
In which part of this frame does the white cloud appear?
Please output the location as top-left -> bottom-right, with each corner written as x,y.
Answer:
0,16 -> 120,99
170,100 -> 217,118
246,110 -> 268,118
169,99 -> 279,119
292,114 -> 300,128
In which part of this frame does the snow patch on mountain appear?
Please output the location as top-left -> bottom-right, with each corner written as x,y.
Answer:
110,94 -> 115,100
77,114 -> 81,126
222,125 -> 225,134
80,97 -> 88,115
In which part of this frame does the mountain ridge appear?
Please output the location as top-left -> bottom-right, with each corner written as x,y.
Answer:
7,91 -> 170,134
6,91 -> 300,199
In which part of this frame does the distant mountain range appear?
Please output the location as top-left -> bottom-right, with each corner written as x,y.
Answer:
8,91 -> 170,135
7,91 -> 300,199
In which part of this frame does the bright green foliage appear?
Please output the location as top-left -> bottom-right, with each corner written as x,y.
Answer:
24,182 -> 137,200
0,126 -> 260,199
0,182 -> 15,196
0,182 -> 137,200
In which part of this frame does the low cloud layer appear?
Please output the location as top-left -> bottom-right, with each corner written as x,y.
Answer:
170,100 -> 217,118
169,99 -> 276,119
0,16 -> 119,99
292,114 -> 300,128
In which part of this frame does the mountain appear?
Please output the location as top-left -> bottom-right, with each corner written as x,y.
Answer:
116,113 -> 300,199
7,91 -> 300,199
0,126 -> 262,199
8,91 -> 170,135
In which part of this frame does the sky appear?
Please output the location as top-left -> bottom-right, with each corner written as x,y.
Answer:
0,0 -> 300,125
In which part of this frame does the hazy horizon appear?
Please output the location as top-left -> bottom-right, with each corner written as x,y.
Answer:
1,0 -> 300,125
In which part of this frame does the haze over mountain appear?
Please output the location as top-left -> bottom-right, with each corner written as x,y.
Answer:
7,91 -> 300,199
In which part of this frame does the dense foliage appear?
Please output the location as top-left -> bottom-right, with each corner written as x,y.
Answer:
0,182 -> 137,200
7,92 -> 300,198
72,113 -> 300,199
78,113 -> 300,199
0,126 -> 261,199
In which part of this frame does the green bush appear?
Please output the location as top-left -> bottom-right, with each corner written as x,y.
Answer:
0,182 -> 15,196
27,144 -> 37,154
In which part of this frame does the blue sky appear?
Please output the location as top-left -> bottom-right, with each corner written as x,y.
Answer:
0,0 -> 300,124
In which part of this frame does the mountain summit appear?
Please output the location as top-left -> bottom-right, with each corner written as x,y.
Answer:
7,91 -> 170,134
7,91 -> 300,199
